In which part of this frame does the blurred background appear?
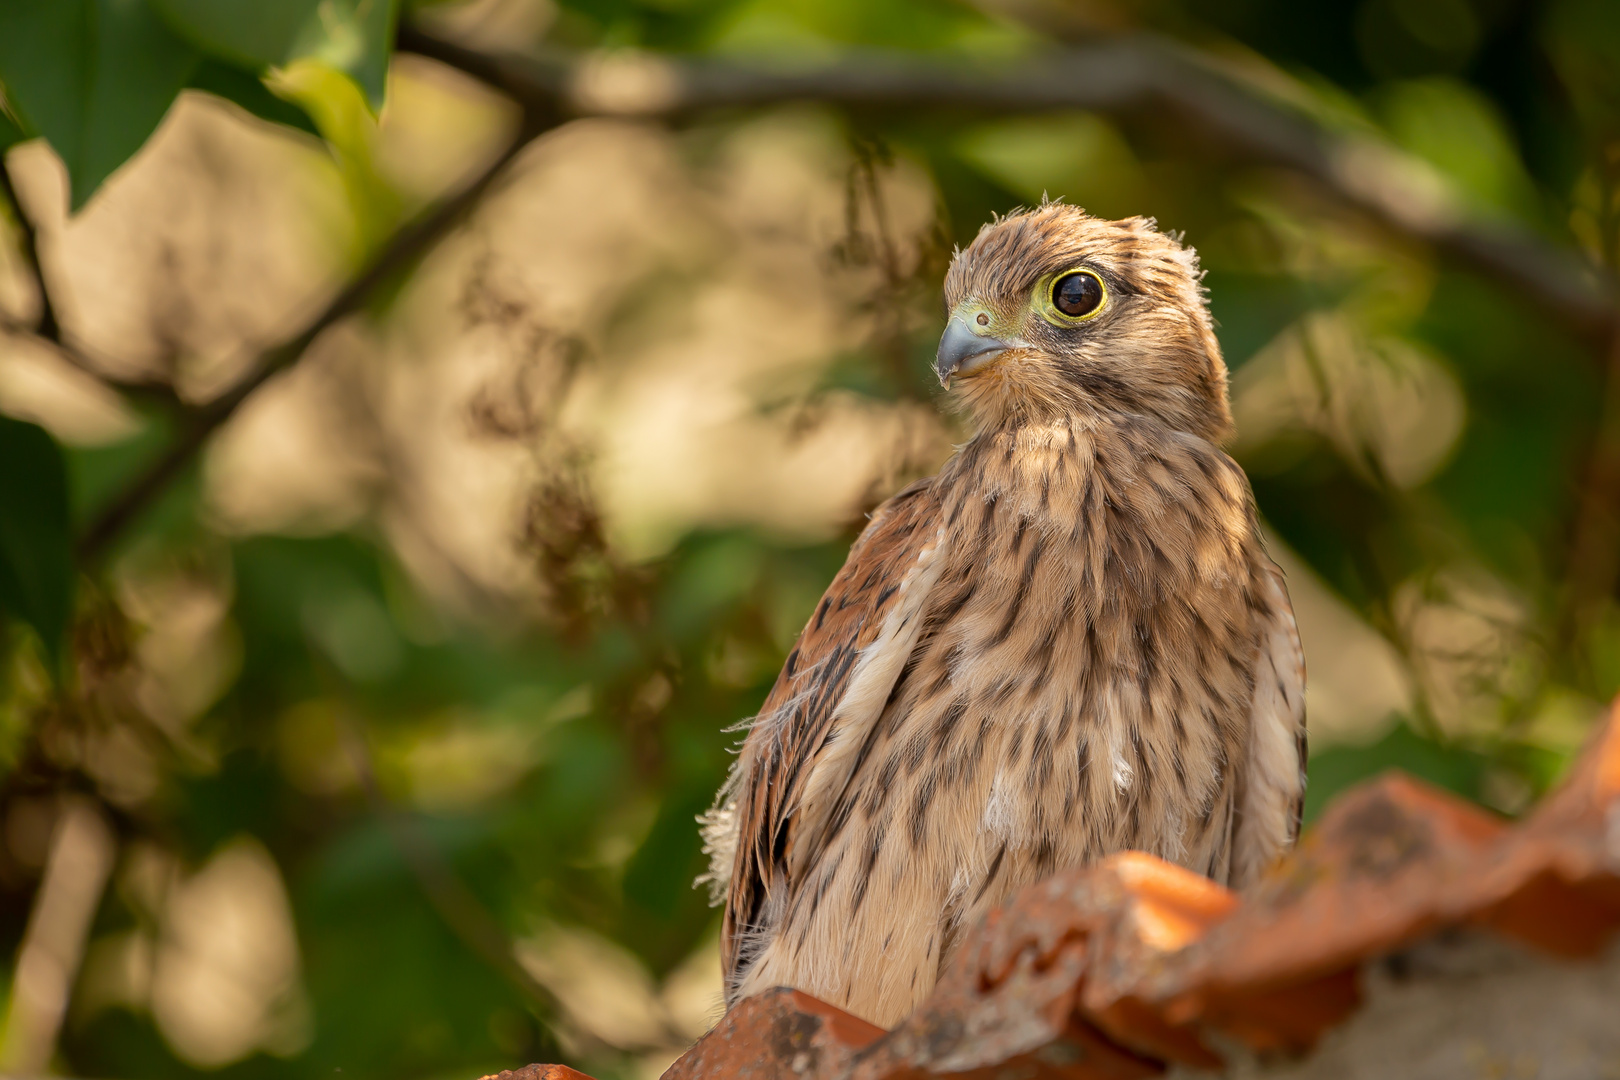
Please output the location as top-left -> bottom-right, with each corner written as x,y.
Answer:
0,0 -> 1617,1076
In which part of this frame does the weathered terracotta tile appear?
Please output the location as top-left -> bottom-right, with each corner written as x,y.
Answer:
1471,700 -> 1620,956
508,700 -> 1620,1080
479,1066 -> 597,1080
1198,776 -> 1496,959
660,987 -> 880,1080
850,904 -> 1156,1079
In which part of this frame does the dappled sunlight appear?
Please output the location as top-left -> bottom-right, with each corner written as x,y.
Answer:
516,921 -> 718,1054
202,106 -> 952,596
376,55 -> 521,206
0,0 -> 1614,1076
0,332 -> 141,446
0,800 -> 115,1074
1232,308 -> 1466,489
204,338 -> 389,537
1266,537 -> 1411,747
8,98 -> 351,396
148,838 -> 312,1068
1393,565 -> 1545,739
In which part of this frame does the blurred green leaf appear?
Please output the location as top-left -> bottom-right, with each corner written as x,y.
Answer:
1543,0 -> 1620,137
294,0 -> 398,110
0,105 -> 23,151
0,416 -> 75,668
1205,271 -> 1336,371
1375,78 -> 1544,225
0,0 -> 202,208
1303,722 -> 1491,824
954,113 -> 1144,220
1590,605 -> 1620,702
657,532 -> 765,639
620,779 -> 713,966
151,0 -> 400,109
146,0 -> 321,69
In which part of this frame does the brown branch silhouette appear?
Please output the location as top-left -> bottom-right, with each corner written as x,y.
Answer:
72,22 -> 1620,559
398,23 -> 1617,349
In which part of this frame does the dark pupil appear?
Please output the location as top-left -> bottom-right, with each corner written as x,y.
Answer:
1053,272 -> 1101,318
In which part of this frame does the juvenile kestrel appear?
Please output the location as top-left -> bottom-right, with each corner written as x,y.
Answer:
701,205 -> 1306,1028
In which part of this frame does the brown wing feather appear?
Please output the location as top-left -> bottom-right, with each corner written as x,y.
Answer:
1230,559 -> 1308,886
719,479 -> 943,986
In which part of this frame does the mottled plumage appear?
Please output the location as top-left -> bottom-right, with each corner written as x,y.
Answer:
701,205 -> 1306,1027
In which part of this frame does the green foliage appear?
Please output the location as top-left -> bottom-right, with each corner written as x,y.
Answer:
0,100 -> 25,152
2,1 -> 1620,1078
0,0 -> 201,208
0,0 -> 397,207
0,417 -> 73,669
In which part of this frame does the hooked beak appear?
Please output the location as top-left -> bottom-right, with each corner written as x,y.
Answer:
935,317 -> 1011,388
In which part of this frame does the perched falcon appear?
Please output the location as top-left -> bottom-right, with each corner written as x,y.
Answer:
700,205 -> 1306,1028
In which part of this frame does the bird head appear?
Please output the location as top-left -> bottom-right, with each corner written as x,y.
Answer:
936,204 -> 1232,442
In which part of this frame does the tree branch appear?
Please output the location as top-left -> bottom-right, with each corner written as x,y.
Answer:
71,25 -> 1620,563
397,24 -> 1619,351
75,111 -> 556,563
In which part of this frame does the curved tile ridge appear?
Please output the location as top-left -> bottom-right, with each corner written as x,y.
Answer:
512,699 -> 1620,1080
663,851 -> 1222,1080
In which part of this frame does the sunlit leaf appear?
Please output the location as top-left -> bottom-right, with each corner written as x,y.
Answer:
1375,78 -> 1543,224
266,57 -> 403,253
151,0 -> 400,109
290,0 -> 398,110
954,113 -> 1145,220
0,0 -> 201,207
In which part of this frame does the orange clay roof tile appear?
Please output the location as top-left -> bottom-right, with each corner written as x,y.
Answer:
510,698 -> 1620,1080
479,1065 -> 597,1080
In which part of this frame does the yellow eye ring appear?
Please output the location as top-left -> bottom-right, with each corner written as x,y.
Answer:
1036,269 -> 1107,325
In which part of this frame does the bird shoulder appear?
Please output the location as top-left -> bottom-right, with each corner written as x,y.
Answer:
711,478 -> 948,983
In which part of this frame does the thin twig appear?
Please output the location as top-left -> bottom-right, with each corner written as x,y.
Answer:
397,24 -> 1618,352
75,113 -> 554,563
0,798 -> 115,1074
1560,326 -> 1620,649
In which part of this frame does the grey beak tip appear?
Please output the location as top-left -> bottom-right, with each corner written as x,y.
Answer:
935,317 -> 1008,386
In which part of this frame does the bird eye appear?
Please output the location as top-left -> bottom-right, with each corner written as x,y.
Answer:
1051,271 -> 1104,320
